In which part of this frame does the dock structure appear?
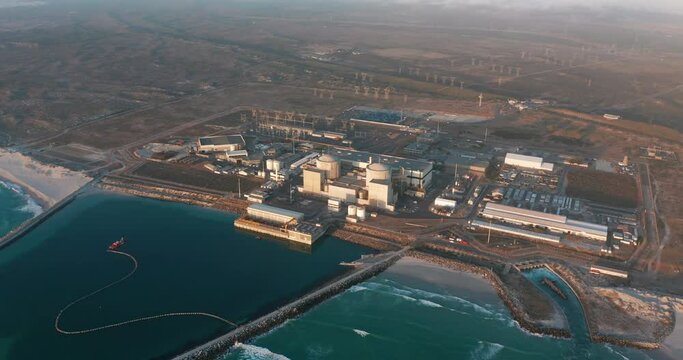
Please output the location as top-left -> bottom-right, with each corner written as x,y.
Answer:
234,204 -> 325,245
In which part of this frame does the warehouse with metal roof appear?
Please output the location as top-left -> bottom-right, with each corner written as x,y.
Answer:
480,203 -> 607,241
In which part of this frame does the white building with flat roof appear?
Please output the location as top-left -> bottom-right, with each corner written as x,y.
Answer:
197,135 -> 246,154
480,203 -> 607,241
504,153 -> 554,171
246,203 -> 304,224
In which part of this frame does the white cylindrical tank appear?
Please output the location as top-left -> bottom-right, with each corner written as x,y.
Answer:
266,159 -> 274,171
272,160 -> 282,173
366,163 -> 391,184
356,206 -> 367,220
347,204 -> 357,217
317,154 -> 340,180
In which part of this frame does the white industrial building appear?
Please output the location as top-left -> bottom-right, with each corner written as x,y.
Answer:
301,154 -> 396,211
237,204 -> 324,245
590,265 -> 628,279
480,203 -> 607,241
471,219 -> 561,244
326,148 -> 433,190
504,153 -> 554,171
434,197 -> 457,209
246,203 -> 304,224
197,135 -> 247,155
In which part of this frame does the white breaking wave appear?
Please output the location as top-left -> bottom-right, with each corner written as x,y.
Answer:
230,343 -> 291,360
19,197 -> 43,216
469,340 -> 504,360
353,329 -> 370,337
349,285 -> 368,292
604,345 -> 636,360
418,299 -> 443,308
358,280 -> 506,315
0,180 -> 43,217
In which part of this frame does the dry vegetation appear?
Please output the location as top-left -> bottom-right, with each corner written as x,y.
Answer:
132,161 -> 261,194
566,169 -> 639,208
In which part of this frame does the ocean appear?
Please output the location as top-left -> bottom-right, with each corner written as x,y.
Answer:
223,260 -> 658,360
0,180 -> 42,238
0,192 -> 370,359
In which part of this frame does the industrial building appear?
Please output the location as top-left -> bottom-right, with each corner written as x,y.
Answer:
590,265 -> 629,279
445,152 -> 491,173
246,203 -> 304,224
197,135 -> 247,156
471,219 -> 561,244
326,148 -> 433,190
235,204 -> 324,245
504,153 -> 554,171
338,106 -> 409,130
480,203 -> 608,241
301,154 -> 396,211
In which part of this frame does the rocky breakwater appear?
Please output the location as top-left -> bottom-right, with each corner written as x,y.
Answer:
331,227 -> 401,251
99,177 -> 248,214
341,222 -> 414,246
411,247 -> 571,339
173,249 -> 407,360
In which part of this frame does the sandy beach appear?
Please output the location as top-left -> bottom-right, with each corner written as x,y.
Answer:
383,257 -> 501,305
0,149 -> 91,208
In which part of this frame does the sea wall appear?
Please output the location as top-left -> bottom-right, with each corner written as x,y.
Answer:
99,177 -> 249,214
330,228 -> 402,251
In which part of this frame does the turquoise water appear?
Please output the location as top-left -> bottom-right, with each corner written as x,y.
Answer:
0,180 -> 41,237
225,266 -> 656,360
0,192 -> 370,360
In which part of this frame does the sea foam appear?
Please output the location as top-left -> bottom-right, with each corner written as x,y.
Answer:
353,329 -> 370,337
469,340 -> 504,360
0,180 -> 43,217
230,343 -> 291,360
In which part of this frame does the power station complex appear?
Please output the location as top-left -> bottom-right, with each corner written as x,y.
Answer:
300,149 -> 433,212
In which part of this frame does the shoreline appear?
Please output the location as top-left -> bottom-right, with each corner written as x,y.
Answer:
406,250 -> 572,339
0,149 -> 91,208
45,176 -> 681,355
0,170 -> 51,210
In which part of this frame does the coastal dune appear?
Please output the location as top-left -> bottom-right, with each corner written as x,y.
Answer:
0,149 -> 91,207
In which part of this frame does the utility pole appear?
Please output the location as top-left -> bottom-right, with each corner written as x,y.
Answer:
238,178 -> 242,199
454,164 -> 458,185
487,220 -> 492,245
484,128 -> 488,143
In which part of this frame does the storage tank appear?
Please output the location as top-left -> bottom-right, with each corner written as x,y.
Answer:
366,163 -> 391,185
347,204 -> 357,217
266,159 -> 274,171
317,154 -> 340,180
356,206 -> 367,220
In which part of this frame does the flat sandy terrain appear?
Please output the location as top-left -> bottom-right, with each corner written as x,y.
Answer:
0,149 -> 91,207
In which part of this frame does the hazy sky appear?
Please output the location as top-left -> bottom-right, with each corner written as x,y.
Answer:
377,0 -> 683,13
